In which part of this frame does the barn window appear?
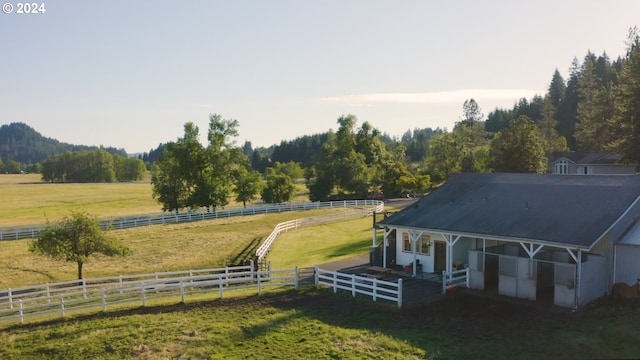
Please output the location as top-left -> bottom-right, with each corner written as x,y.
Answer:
402,232 -> 431,255
419,235 -> 431,255
554,159 -> 569,174
403,233 -> 411,251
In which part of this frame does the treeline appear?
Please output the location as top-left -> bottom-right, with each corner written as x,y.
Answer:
151,114 -> 299,212
0,122 -> 127,172
41,149 -> 146,183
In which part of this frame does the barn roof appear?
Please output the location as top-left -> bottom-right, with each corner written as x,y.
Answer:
379,173 -> 640,248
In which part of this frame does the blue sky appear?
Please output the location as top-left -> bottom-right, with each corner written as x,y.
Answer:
1,1 -> 639,153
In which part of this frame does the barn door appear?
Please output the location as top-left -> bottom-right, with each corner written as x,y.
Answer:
434,241 -> 446,273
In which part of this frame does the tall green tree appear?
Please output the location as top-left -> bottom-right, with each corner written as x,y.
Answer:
234,166 -> 264,207
30,211 -> 130,280
575,55 -> 615,151
610,27 -> 640,163
488,115 -> 546,173
539,96 -> 568,152
306,115 -> 387,200
424,132 -> 462,182
151,122 -> 204,212
261,168 -> 296,203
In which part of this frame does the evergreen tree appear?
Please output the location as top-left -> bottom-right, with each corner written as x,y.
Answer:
488,116 -> 546,173
575,56 -> 615,151
610,27 -> 640,163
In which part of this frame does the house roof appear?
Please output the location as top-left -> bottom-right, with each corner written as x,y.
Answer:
549,152 -> 621,165
379,173 -> 640,248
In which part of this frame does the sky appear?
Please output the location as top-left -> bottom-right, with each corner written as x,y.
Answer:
1,1 -> 639,154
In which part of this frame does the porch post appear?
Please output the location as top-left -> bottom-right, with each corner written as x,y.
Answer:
442,234 -> 461,274
409,230 -> 424,277
566,248 -> 580,309
576,249 -> 582,308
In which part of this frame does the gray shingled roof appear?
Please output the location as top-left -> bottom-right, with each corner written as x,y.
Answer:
379,173 -> 640,248
549,151 -> 621,165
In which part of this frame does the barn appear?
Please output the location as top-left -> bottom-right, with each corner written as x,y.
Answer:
375,173 -> 640,308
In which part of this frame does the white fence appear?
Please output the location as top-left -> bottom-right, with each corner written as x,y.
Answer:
442,268 -> 469,293
0,200 -> 385,240
314,266 -> 403,308
0,265 -> 299,324
255,200 -> 384,267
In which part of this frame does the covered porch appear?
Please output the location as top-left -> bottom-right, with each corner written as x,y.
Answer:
372,227 -> 607,308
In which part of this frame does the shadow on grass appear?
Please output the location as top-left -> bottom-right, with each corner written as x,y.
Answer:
327,238 -> 371,258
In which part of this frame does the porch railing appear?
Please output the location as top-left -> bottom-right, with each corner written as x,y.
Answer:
442,267 -> 469,293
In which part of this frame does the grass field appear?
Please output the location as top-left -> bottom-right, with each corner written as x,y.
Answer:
2,178 -> 640,359
0,174 -> 311,227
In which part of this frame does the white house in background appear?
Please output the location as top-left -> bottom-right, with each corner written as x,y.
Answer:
548,151 -> 637,175
375,173 -> 640,308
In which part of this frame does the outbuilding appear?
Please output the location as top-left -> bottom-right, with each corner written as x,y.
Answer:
375,173 -> 640,308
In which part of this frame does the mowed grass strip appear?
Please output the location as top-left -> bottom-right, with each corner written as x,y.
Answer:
267,217 -> 375,269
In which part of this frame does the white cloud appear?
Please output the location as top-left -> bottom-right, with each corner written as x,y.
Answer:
321,89 -> 542,105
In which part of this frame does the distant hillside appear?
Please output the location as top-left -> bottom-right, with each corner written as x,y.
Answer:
0,122 -> 127,164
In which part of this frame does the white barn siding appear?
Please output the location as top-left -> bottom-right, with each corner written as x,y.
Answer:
516,257 -> 536,300
580,254 -> 607,305
615,244 -> 640,285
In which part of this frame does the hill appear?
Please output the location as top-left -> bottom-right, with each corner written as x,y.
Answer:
0,122 -> 127,164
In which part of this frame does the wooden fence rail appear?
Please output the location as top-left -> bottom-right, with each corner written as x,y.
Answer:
0,265 -> 299,324
442,267 -> 469,293
0,200 -> 384,240
255,201 -> 384,267
314,266 -> 403,308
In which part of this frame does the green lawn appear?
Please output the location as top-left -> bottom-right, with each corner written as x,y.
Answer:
2,178 -> 640,359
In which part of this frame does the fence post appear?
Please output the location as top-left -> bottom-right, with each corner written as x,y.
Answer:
8,288 -> 12,309
294,266 -> 299,291
102,289 -> 107,313
141,288 -> 146,307
257,271 -> 262,295
83,279 -> 87,299
465,268 -> 470,288
18,299 -> 24,324
46,284 -> 51,303
351,274 -> 356,297
372,279 -> 377,301
397,278 -> 403,309
442,270 -> 447,294
314,265 -> 319,286
59,295 -> 65,317
180,280 -> 185,303
332,272 -> 337,293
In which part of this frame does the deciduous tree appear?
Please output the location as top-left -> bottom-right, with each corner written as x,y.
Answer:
30,211 -> 130,280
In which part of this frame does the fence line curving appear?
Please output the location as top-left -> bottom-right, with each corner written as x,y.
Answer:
0,200 -> 384,241
254,200 -> 384,267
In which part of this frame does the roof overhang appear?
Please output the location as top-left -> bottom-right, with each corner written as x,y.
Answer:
378,224 -> 590,252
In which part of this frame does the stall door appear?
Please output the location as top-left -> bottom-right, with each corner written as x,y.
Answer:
434,241 -> 446,273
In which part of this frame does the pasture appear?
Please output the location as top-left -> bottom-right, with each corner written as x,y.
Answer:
0,174 -> 310,227
2,178 -> 640,359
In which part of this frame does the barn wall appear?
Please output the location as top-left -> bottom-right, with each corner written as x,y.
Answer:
615,244 -> 640,285
580,254 -> 607,305
516,257 -> 536,300
554,263 -> 576,308
452,237 -> 474,268
394,229 -> 446,273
